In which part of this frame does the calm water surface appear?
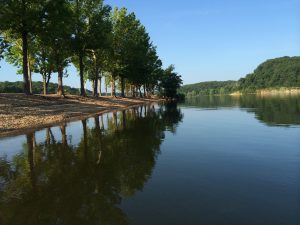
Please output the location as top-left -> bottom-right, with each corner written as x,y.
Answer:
0,95 -> 299,225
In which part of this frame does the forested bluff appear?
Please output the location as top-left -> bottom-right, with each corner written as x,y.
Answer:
180,56 -> 300,96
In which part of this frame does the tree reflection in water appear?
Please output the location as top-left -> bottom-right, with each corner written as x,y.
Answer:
0,103 -> 183,225
181,95 -> 300,126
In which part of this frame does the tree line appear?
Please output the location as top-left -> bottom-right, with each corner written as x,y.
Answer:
0,81 -> 93,95
180,80 -> 238,96
179,56 -> 300,96
0,0 -> 182,98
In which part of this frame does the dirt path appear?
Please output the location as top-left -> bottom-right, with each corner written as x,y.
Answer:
0,94 -> 163,137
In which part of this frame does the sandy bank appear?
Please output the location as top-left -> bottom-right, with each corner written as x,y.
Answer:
0,93 -> 164,138
230,88 -> 300,96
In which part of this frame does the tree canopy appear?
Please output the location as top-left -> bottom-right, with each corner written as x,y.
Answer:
239,56 -> 300,92
0,0 -> 182,97
160,65 -> 183,98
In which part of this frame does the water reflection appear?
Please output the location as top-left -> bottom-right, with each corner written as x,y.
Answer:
0,103 -> 183,225
181,95 -> 300,126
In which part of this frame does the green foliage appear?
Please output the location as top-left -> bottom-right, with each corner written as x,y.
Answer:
239,56 -> 300,91
0,0 -> 43,94
180,56 -> 300,97
41,0 -> 74,67
0,35 -> 9,64
180,80 -> 238,97
110,9 -> 145,85
0,1 -> 177,96
0,0 -> 41,32
160,65 -> 183,98
2,32 -> 36,75
2,35 -> 23,74
0,81 -> 92,95
70,0 -> 112,96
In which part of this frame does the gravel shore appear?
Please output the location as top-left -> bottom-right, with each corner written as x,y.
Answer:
0,93 -> 163,137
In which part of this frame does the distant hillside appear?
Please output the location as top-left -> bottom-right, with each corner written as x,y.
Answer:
0,81 -> 92,95
180,56 -> 300,96
239,56 -> 300,92
179,80 -> 238,96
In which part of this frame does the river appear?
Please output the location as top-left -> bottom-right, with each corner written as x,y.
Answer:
0,95 -> 299,225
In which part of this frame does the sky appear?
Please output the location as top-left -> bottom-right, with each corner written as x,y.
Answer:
0,0 -> 299,87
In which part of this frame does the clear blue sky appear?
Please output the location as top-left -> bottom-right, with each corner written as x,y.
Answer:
0,0 -> 299,86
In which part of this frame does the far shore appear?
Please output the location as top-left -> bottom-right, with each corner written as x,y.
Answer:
230,88 -> 300,96
0,93 -> 164,138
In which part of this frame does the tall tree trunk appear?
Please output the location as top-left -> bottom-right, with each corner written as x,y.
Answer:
136,86 -> 139,97
46,71 -> 51,93
105,80 -> 107,96
57,66 -> 64,96
139,86 -> 142,97
121,76 -> 125,97
111,75 -> 116,97
92,79 -> 95,96
42,73 -> 47,95
93,58 -> 99,97
126,85 -> 129,96
132,85 -> 135,97
98,77 -> 101,96
22,31 -> 30,95
144,85 -> 146,98
79,53 -> 86,96
28,59 -> 32,94
93,79 -> 98,97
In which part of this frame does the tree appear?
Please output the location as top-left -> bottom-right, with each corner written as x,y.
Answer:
2,32 -> 36,93
108,7 -> 126,97
141,46 -> 163,96
124,23 -> 152,97
71,0 -> 110,96
129,44 -> 162,97
110,8 -> 163,98
74,1 -> 111,97
0,1 -> 176,98
40,0 -> 74,96
0,0 -> 42,94
110,7 -> 143,97
32,37 -> 56,95
160,65 -> 183,98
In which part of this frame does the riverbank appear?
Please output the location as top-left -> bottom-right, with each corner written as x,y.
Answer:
230,88 -> 300,96
0,93 -> 164,138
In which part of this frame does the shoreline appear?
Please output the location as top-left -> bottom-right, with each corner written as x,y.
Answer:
183,88 -> 300,97
230,88 -> 300,96
0,93 -> 164,138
